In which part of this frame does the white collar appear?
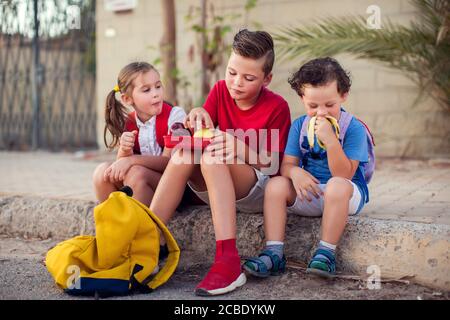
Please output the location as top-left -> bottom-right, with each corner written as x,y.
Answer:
135,113 -> 156,127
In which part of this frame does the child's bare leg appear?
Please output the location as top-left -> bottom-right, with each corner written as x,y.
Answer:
123,165 -> 162,207
243,176 -> 296,276
92,162 -> 122,202
307,177 -> 353,277
195,152 -> 257,295
321,177 -> 353,244
200,152 -> 257,240
150,148 -> 205,224
263,176 -> 297,241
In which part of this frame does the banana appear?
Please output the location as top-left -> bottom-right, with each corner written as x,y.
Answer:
307,116 -> 317,148
307,116 -> 340,150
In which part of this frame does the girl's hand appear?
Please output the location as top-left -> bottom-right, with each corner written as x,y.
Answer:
184,108 -> 214,133
205,130 -> 237,163
119,130 -> 137,153
104,157 -> 133,183
290,167 -> 323,202
315,117 -> 337,147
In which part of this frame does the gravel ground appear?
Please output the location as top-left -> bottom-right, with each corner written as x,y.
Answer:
0,237 -> 448,301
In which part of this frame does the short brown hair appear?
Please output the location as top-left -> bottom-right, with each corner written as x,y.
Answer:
232,29 -> 274,76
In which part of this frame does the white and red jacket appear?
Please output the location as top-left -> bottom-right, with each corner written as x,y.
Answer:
124,102 -> 186,155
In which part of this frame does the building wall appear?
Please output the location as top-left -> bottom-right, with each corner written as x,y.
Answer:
96,0 -> 450,158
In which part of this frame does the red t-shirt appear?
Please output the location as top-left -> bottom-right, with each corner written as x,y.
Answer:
203,80 -> 291,173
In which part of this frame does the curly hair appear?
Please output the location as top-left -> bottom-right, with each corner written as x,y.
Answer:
288,57 -> 351,97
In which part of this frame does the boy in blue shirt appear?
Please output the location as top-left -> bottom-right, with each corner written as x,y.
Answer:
243,57 -> 369,278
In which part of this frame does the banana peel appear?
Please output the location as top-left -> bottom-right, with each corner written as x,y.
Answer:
307,116 -> 340,150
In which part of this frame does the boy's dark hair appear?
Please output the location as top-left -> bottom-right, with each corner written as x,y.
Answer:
232,29 -> 274,76
288,57 -> 351,97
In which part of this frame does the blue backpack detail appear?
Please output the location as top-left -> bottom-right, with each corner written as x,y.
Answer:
299,109 -> 375,184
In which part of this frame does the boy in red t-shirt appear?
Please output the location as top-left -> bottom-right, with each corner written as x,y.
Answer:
150,29 -> 291,296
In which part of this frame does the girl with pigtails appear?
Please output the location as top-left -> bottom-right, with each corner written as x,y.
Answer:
93,62 -> 186,206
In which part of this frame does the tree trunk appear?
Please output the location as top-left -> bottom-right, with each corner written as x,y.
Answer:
200,0 -> 209,101
160,0 -> 177,104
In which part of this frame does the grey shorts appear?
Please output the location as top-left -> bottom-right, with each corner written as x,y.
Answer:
287,180 -> 364,217
187,167 -> 270,213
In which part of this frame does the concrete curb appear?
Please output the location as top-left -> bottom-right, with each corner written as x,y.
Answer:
1,194 -> 449,291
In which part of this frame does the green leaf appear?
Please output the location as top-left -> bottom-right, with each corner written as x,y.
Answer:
152,57 -> 161,66
245,0 -> 258,11
273,1 -> 450,110
220,25 -> 232,36
170,68 -> 180,78
191,24 -> 206,33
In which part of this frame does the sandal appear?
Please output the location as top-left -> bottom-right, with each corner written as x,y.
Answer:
306,248 -> 336,279
242,249 -> 287,278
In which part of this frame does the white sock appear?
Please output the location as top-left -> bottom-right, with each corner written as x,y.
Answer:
266,240 -> 284,246
319,240 -> 336,251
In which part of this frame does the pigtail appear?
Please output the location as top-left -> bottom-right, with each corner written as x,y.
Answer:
103,90 -> 127,149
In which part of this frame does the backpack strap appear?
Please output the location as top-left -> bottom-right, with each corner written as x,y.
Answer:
299,115 -> 311,168
124,111 -> 141,155
340,109 -> 372,198
337,108 -> 353,143
356,117 -> 376,146
132,198 -> 180,291
299,115 -> 310,155
155,102 -> 172,149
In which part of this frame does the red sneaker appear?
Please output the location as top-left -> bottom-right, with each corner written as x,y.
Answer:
195,256 -> 246,296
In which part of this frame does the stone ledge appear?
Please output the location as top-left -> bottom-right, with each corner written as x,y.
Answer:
1,195 -> 449,291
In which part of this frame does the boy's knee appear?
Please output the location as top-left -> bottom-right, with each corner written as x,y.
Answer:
170,148 -> 183,162
324,177 -> 353,200
200,152 -> 221,173
265,176 -> 291,198
170,148 -> 197,166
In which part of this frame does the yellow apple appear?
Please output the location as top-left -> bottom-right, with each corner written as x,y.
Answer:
193,128 -> 214,138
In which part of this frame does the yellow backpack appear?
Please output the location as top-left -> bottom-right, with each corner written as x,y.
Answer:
45,188 -> 180,297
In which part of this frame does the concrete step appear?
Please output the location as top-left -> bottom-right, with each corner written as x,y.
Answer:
0,194 -> 449,292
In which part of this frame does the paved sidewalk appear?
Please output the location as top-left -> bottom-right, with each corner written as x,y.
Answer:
0,151 -> 449,225
1,151 -> 449,292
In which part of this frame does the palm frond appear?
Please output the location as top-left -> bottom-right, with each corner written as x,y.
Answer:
274,0 -> 450,110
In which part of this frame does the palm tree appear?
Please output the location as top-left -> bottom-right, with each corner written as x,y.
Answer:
273,0 -> 449,110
